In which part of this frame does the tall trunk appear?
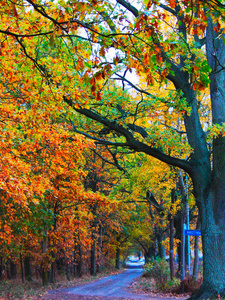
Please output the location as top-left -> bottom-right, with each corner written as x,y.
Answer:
169,189 -> 175,280
49,255 -> 55,284
189,15 -> 225,299
10,261 -> 17,279
90,203 -> 98,276
115,246 -> 120,270
90,241 -> 96,276
177,241 -> 182,277
193,216 -> 201,280
157,234 -> 166,259
98,225 -> 103,272
144,244 -> 155,263
24,256 -> 32,281
20,254 -> 24,283
196,190 -> 225,298
174,210 -> 183,275
66,262 -> 71,281
78,245 -> 83,277
42,230 -> 48,286
177,170 -> 187,276
74,244 -> 83,277
74,251 -> 77,278
0,257 -> 3,281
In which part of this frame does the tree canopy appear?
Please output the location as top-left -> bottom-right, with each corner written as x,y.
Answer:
1,0 -> 225,298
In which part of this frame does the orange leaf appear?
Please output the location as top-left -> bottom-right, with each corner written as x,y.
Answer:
96,91 -> 101,101
90,77 -> 95,86
169,0 -> 176,8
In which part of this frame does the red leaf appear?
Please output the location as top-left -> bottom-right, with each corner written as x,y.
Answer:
96,91 -> 101,101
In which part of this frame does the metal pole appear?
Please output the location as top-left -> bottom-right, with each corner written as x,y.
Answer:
182,223 -> 186,293
186,174 -> 191,276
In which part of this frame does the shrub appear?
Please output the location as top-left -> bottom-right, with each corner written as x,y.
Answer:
142,257 -> 180,291
143,257 -> 171,290
173,276 -> 203,294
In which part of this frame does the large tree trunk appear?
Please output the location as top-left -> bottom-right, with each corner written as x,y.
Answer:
193,216 -> 201,280
190,15 -> 225,299
193,191 -> 225,299
157,234 -> 166,259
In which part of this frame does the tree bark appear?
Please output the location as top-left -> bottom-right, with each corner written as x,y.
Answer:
49,257 -> 55,284
115,246 -> 120,270
157,234 -> 166,259
169,189 -> 175,280
20,254 -> 24,283
90,241 -> 96,276
193,216 -> 201,280
0,257 -> 3,281
194,192 -> 225,299
24,256 -> 32,281
90,202 -> 98,276
10,261 -> 17,279
77,245 -> 83,277
42,230 -> 48,286
189,16 -> 225,299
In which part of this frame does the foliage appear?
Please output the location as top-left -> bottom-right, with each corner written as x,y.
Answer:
143,257 -> 180,291
0,0 -> 225,296
143,257 -> 169,288
173,277 -> 203,294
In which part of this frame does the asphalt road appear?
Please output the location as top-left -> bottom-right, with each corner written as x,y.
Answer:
67,268 -> 146,298
46,267 -> 180,300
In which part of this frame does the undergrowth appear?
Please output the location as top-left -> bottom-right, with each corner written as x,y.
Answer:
143,257 -> 180,291
0,268 -> 122,299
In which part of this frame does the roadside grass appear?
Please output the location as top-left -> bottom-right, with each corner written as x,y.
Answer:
0,268 -> 123,300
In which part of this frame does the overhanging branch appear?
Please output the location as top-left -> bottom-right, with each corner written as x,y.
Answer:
116,0 -> 139,17
64,99 -> 193,175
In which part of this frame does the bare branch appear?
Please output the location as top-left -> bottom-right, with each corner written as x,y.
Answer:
159,3 -> 177,16
163,123 -> 186,135
146,191 -> 164,212
0,28 -> 53,38
114,73 -> 153,96
116,0 -> 139,17
127,124 -> 148,138
68,117 -> 129,147
91,148 -> 126,173
63,99 -> 193,175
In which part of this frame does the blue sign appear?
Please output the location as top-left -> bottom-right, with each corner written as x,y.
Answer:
184,230 -> 201,236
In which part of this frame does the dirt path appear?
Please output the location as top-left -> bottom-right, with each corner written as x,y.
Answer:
40,268 -> 185,300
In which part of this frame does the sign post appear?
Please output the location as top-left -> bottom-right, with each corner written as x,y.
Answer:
182,225 -> 201,293
182,224 -> 186,283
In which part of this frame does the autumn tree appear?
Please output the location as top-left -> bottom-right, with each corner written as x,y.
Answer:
1,0 -> 225,297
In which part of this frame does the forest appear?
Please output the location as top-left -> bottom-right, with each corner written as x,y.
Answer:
0,0 -> 225,299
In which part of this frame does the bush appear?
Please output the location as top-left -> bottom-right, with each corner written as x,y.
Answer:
143,257 -> 172,290
173,276 -> 203,294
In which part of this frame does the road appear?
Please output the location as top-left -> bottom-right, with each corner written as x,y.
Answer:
43,267 -> 181,300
